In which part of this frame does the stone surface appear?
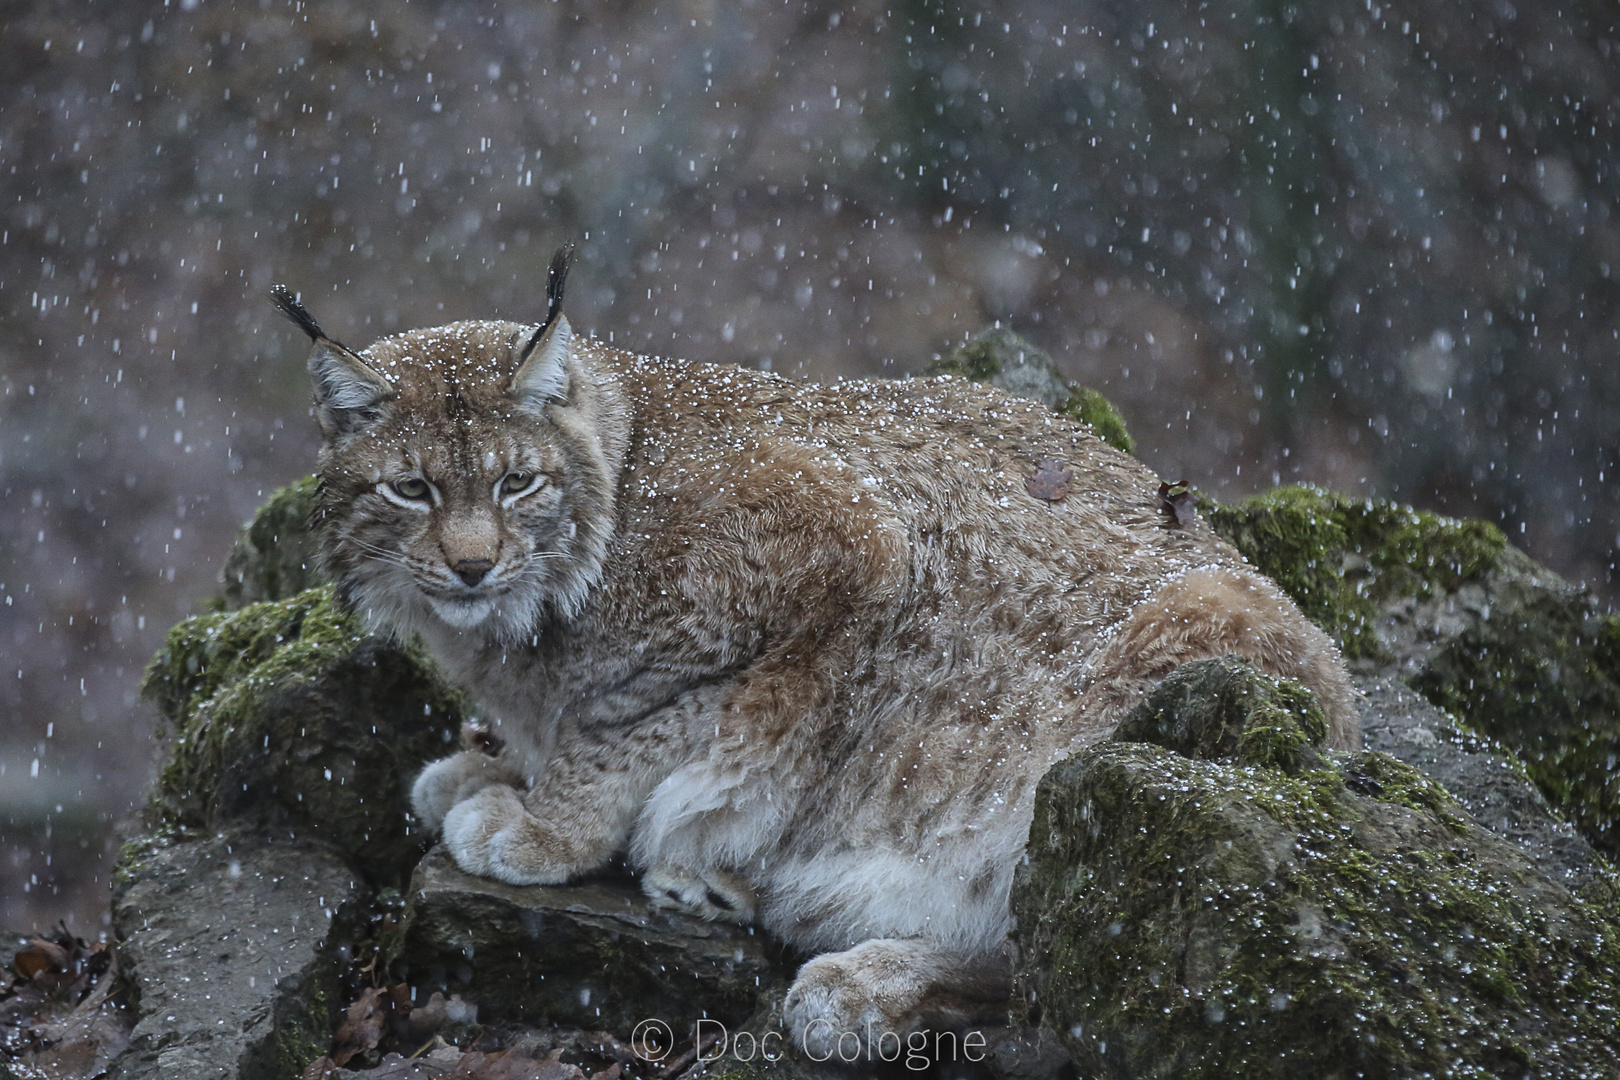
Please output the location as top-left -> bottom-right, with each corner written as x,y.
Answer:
108,836 -> 364,1080
1356,672 -> 1613,905
1012,658 -> 1620,1080
1210,485 -> 1620,860
139,586 -> 466,886
399,846 -> 791,1034
929,326 -> 1135,454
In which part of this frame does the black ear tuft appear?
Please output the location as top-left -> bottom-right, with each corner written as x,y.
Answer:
269,284 -> 326,342
546,243 -> 574,324
521,244 -> 576,363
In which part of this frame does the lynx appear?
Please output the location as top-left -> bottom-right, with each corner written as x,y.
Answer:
275,249 -> 1356,1057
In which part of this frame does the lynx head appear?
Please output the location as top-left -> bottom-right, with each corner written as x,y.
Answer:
274,247 -> 628,643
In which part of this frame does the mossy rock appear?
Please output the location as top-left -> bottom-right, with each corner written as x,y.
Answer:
139,586 -> 467,885
929,327 -> 1134,454
1208,485 -> 1620,861
1408,548 -> 1620,861
1206,485 -> 1505,660
219,474 -> 326,610
1013,659 -> 1620,1079
1113,655 -> 1328,774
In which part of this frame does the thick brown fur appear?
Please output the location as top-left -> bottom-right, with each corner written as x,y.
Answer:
301,288 -> 1357,1056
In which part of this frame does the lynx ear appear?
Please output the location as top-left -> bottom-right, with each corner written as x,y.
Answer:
510,245 -> 576,410
307,340 -> 393,435
270,284 -> 392,436
510,313 -> 573,409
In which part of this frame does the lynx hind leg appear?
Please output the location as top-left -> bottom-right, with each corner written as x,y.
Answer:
783,939 -> 1009,1061
410,749 -> 527,834
642,864 -> 757,924
1092,565 -> 1359,749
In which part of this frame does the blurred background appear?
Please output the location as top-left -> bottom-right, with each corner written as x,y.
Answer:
2,0 -> 1616,933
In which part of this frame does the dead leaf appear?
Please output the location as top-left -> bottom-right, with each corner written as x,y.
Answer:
450,1047 -> 585,1080
8,927 -> 110,1007
1158,480 -> 1198,527
16,954 -> 132,1080
1024,460 -> 1071,501
13,940 -> 70,982
331,986 -> 391,1067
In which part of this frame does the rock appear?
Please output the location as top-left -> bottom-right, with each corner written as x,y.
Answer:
929,327 -> 1135,454
399,846 -> 789,1034
1012,657 -> 1620,1080
219,475 -> 326,611
108,836 -> 365,1080
1210,485 -> 1620,860
1112,655 -> 1328,774
1056,387 -> 1135,457
107,481 -> 473,1080
1356,673 -> 1614,906
138,586 -> 466,886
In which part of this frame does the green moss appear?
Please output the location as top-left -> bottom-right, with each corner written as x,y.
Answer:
270,978 -> 337,1080
140,586 -> 467,884
1207,485 -> 1506,659
1340,750 -> 1470,830
220,475 -> 326,610
1057,387 -> 1135,455
1014,740 -> 1620,1078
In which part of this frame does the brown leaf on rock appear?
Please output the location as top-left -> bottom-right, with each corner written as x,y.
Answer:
1158,480 -> 1198,527
1025,460 -> 1071,501
7,926 -> 110,1004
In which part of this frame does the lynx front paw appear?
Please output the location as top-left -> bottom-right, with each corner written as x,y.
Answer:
440,785 -> 575,886
411,750 -> 525,834
642,865 -> 757,924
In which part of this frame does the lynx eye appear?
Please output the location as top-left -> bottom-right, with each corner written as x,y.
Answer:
392,477 -> 432,500
499,472 -> 543,499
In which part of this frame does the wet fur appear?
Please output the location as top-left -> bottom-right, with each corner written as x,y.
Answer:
302,303 -> 1358,1052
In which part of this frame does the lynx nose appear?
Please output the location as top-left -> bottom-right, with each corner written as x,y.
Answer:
452,558 -> 495,587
